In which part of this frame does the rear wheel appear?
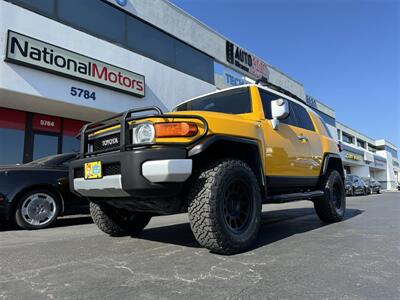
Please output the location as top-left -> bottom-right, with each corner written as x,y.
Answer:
15,189 -> 60,229
90,202 -> 151,236
314,170 -> 346,223
187,159 -> 262,254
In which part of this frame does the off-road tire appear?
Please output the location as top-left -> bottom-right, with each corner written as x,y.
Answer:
90,202 -> 151,236
187,159 -> 262,254
314,170 -> 346,223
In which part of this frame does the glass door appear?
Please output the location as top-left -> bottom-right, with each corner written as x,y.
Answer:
28,114 -> 62,161
32,133 -> 60,160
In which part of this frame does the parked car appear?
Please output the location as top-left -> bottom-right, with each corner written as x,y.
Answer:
345,175 -> 368,196
0,153 -> 88,229
361,177 -> 381,194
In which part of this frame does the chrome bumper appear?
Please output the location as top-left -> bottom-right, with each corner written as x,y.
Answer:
73,175 -> 129,197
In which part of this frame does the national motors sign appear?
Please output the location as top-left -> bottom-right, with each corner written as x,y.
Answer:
226,41 -> 269,80
5,30 -> 145,97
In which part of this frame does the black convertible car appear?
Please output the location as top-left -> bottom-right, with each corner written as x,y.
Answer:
0,153 -> 88,229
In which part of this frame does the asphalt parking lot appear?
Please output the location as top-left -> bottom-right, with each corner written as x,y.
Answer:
1,192 -> 399,299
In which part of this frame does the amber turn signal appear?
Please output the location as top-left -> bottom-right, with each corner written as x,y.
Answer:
155,122 -> 198,138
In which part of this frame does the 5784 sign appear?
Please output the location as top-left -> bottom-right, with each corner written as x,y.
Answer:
70,86 -> 96,100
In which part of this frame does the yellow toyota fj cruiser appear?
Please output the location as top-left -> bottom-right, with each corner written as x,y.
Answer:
70,84 -> 345,254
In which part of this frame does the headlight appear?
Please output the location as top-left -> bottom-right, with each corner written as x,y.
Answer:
132,122 -> 155,144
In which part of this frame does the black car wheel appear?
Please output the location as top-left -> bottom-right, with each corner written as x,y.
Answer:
376,189 -> 380,194
187,159 -> 261,255
314,170 -> 346,223
15,189 -> 60,230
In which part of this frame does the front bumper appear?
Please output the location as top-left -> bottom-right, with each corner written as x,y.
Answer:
69,147 -> 191,198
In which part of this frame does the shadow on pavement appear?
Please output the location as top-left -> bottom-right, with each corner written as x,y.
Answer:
136,207 -> 363,251
0,215 -> 92,232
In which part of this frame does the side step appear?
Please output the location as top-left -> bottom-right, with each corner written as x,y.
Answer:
267,190 -> 324,203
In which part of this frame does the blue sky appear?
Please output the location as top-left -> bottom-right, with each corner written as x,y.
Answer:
170,0 -> 400,147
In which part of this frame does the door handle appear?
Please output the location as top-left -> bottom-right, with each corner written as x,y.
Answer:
297,135 -> 309,143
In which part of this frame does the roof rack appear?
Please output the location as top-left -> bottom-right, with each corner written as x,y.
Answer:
255,77 -> 303,102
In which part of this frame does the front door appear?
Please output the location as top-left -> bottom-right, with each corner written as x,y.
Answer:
258,88 -> 322,192
262,121 -> 313,177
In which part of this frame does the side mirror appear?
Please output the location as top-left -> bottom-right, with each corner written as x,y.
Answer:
271,98 -> 289,130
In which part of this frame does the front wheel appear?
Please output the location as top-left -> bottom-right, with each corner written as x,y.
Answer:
15,189 -> 60,229
90,202 -> 152,236
314,170 -> 346,223
187,159 -> 262,254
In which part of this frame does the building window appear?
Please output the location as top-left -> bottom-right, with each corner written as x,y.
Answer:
342,132 -> 354,144
57,0 -> 125,44
8,0 -> 55,16
368,144 -> 377,153
357,139 -> 366,149
175,40 -> 214,84
0,108 -> 26,164
62,119 -> 86,153
337,129 -> 341,140
385,146 -> 398,159
126,14 -> 175,67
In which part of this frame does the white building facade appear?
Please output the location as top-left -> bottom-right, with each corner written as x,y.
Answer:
337,122 -> 399,190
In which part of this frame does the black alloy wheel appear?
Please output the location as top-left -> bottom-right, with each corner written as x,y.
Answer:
222,179 -> 253,234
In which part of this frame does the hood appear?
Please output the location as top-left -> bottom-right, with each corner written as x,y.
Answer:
0,164 -> 51,172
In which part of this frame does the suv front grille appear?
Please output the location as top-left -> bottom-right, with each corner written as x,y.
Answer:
91,133 -> 121,152
74,163 -> 121,178
103,163 -> 121,176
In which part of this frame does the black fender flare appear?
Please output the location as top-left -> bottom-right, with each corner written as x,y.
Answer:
320,153 -> 345,180
187,135 -> 266,188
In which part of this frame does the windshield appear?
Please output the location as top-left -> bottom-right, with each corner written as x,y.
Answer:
174,87 -> 251,114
